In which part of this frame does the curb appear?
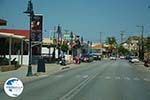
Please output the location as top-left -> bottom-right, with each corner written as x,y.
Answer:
0,63 -> 82,88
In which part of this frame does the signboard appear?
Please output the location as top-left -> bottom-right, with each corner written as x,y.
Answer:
0,19 -> 7,26
31,15 -> 43,42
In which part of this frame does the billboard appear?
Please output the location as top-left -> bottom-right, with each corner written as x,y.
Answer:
0,19 -> 7,26
31,15 -> 43,42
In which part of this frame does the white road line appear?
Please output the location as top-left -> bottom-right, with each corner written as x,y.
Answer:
143,78 -> 150,81
124,77 -> 130,80
105,76 -> 111,80
55,75 -> 64,78
59,72 -> 99,100
83,75 -> 89,79
115,76 -> 121,80
133,77 -> 140,81
75,75 -> 81,78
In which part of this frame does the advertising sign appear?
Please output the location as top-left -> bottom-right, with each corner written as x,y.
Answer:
31,15 -> 43,42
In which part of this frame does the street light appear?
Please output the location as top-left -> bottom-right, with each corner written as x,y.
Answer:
136,25 -> 144,61
56,25 -> 62,63
24,0 -> 34,76
70,32 -> 74,57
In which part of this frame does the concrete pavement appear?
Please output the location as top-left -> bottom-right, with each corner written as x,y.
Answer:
0,63 -> 82,87
1,60 -> 150,100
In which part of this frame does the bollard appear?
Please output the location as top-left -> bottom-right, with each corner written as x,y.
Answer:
37,57 -> 45,72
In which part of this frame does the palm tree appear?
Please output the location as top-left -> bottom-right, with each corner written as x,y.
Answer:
106,37 -> 117,55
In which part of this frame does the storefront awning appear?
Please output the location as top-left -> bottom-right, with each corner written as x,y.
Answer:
0,32 -> 25,39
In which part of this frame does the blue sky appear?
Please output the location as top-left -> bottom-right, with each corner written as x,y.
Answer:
0,0 -> 150,42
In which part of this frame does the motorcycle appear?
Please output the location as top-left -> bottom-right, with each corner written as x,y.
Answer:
59,56 -> 66,66
73,56 -> 80,64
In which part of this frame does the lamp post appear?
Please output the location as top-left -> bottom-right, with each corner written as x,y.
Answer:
56,25 -> 62,63
24,0 -> 34,76
70,32 -> 73,57
136,25 -> 144,61
87,41 -> 90,53
90,41 -> 92,53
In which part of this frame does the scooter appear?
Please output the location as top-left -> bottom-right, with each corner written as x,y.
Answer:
74,56 -> 80,64
144,60 -> 149,67
59,57 -> 66,66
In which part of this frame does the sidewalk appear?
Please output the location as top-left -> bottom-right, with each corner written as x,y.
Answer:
0,63 -> 82,87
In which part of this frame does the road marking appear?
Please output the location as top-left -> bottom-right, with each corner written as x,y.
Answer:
105,76 -> 111,80
59,72 -> 99,100
75,75 -> 81,78
133,77 -> 140,81
83,75 -> 89,79
143,78 -> 150,81
124,77 -> 130,80
115,76 -> 121,80
55,75 -> 64,78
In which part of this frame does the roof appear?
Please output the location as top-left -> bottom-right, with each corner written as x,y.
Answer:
0,29 -> 29,38
0,32 -> 25,39
92,43 -> 103,49
43,38 -> 53,45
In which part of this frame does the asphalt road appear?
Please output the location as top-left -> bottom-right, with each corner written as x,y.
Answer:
0,60 -> 150,100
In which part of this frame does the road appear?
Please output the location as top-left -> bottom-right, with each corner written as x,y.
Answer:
0,60 -> 150,100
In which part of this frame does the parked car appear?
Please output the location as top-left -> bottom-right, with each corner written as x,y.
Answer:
129,56 -> 139,63
110,56 -> 117,60
91,53 -> 101,60
81,54 -> 93,62
120,56 -> 125,59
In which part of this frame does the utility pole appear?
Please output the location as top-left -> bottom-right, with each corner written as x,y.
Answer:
120,31 -> 125,43
99,32 -> 102,43
141,26 -> 144,61
137,25 -> 144,61
57,25 -> 62,64
99,32 -> 102,56
52,26 -> 56,60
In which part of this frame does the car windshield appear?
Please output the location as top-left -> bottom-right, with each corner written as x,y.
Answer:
0,0 -> 150,100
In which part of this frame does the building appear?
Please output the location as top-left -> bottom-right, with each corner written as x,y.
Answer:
127,36 -> 140,54
0,29 -> 42,65
92,43 -> 103,55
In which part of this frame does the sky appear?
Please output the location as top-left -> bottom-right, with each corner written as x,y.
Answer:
0,0 -> 150,43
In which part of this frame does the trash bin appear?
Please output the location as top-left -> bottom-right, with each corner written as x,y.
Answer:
37,58 -> 45,72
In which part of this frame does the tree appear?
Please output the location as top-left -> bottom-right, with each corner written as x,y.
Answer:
105,37 -> 118,55
145,37 -> 150,52
118,45 -> 129,55
106,37 -> 117,45
61,43 -> 68,53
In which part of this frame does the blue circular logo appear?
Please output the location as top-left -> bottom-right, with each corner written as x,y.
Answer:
4,78 -> 24,97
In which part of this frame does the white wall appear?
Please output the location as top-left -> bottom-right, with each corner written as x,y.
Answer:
6,55 -> 29,65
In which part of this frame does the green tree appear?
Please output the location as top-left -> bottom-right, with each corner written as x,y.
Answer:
61,44 -> 68,53
145,37 -> 150,52
106,37 -> 117,45
118,45 -> 129,55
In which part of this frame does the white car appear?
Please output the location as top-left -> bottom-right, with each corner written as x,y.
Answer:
131,57 -> 139,63
110,56 -> 117,60
120,56 -> 125,59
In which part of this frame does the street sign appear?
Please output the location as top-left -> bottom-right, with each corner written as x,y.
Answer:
31,15 -> 43,42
